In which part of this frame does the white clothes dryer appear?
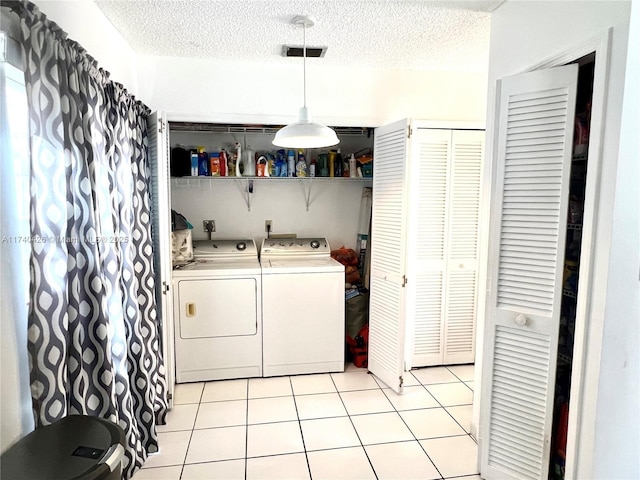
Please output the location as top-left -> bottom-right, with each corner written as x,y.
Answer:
260,238 -> 345,377
172,239 -> 262,382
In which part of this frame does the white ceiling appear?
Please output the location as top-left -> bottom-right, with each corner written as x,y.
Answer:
93,0 -> 504,72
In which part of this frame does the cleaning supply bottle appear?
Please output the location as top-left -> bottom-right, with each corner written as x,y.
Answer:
228,148 -> 236,176
197,146 -> 209,176
275,150 -> 287,177
209,152 -> 220,176
267,153 -> 276,176
328,150 -> 336,177
287,150 -> 296,177
310,157 -> 317,177
296,150 -> 307,177
243,148 -> 256,176
235,142 -> 242,177
318,153 -> 328,177
335,148 -> 343,177
342,150 -> 350,177
349,154 -> 357,178
257,156 -> 269,177
219,149 -> 228,176
190,150 -> 198,176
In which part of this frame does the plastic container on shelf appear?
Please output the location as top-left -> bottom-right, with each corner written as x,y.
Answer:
318,153 -> 329,177
242,148 -> 256,176
328,150 -> 336,177
190,150 -> 198,176
209,152 -> 220,176
349,154 -> 357,178
287,150 -> 296,177
296,151 -> 307,177
219,149 -> 228,176
197,146 -> 209,176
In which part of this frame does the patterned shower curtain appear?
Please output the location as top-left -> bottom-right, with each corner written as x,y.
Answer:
8,1 -> 168,477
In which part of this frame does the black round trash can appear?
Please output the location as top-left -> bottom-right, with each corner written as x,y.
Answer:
1,415 -> 125,480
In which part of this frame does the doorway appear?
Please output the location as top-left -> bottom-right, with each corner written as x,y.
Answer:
475,30 -> 611,480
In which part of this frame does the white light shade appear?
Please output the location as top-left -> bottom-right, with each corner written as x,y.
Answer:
273,107 -> 339,148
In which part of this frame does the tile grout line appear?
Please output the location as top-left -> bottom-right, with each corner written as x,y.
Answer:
431,368 -> 476,440
331,370 -> 380,480
378,377 -> 446,480
444,365 -> 475,389
244,379 -> 250,480
289,375 -> 313,480
179,383 -> 206,480
425,367 -> 480,476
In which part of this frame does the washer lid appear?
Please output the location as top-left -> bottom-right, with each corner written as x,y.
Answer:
172,258 -> 261,277
193,239 -> 258,259
261,257 -> 344,274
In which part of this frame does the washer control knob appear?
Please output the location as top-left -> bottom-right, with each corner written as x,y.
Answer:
310,240 -> 320,249
236,242 -> 246,251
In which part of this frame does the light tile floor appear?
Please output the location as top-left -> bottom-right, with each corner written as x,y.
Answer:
133,364 -> 480,480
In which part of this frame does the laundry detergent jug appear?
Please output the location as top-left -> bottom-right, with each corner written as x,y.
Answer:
238,148 -> 256,176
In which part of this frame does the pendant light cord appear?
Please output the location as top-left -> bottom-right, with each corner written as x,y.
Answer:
302,22 -> 307,109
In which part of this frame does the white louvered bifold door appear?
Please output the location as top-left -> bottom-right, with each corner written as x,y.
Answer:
148,112 -> 175,407
443,130 -> 484,364
480,64 -> 578,480
410,129 -> 451,367
368,118 -> 411,393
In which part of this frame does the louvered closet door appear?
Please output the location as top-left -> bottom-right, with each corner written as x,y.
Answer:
480,64 -> 578,480
443,130 -> 484,364
411,129 -> 451,367
368,118 -> 411,393
148,112 -> 175,407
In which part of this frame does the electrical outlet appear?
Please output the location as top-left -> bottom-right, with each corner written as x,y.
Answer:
203,220 -> 216,232
265,220 -> 272,233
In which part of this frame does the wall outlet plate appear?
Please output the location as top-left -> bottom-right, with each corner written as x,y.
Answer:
203,220 -> 216,232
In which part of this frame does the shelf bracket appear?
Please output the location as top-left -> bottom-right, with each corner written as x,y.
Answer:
300,178 -> 313,211
234,178 -> 254,211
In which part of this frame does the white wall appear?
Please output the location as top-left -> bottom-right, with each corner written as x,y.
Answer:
33,0 -> 139,94
137,55 -> 488,127
593,0 -> 639,478
477,0 -> 635,478
171,178 -> 371,251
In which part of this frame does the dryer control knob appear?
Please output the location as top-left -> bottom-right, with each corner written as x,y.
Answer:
236,242 -> 246,251
310,240 -> 320,249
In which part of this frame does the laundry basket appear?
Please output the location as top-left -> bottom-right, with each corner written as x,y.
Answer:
1,415 -> 125,480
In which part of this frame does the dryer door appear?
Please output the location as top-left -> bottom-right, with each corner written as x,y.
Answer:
178,278 -> 258,338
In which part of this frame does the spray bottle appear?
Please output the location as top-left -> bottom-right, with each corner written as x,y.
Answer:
349,154 -> 357,178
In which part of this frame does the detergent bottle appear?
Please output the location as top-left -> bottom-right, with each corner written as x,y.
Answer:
235,142 -> 242,176
243,147 -> 256,176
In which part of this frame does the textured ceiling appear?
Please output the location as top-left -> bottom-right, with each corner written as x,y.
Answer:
94,0 -> 503,72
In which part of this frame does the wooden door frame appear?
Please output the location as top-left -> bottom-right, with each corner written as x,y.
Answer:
474,29 -> 612,479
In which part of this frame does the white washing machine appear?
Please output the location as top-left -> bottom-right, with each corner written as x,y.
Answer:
260,237 -> 345,377
172,239 -> 262,382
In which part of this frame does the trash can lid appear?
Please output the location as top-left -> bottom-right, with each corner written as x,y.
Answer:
1,415 -> 125,480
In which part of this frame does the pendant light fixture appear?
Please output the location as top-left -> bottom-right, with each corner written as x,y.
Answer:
273,15 -> 339,149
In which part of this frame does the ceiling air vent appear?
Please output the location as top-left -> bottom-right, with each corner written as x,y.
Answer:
281,45 -> 327,58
